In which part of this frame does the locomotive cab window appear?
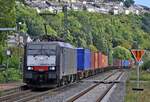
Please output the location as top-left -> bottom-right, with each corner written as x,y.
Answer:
26,44 -> 57,67
27,44 -> 56,56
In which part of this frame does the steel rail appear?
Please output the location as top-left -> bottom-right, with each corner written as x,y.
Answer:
0,89 -> 30,102
14,82 -> 79,102
65,70 -> 120,102
0,70 -> 121,102
0,85 -> 27,96
96,72 -> 123,102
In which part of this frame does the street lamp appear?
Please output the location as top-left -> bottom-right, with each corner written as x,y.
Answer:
16,21 -> 23,72
6,49 -> 11,70
6,49 -> 11,57
5,49 -> 12,82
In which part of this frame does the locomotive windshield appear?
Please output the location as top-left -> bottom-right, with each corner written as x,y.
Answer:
27,44 -> 56,55
26,44 -> 56,66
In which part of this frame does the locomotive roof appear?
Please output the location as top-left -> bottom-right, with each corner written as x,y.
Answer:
27,41 -> 76,49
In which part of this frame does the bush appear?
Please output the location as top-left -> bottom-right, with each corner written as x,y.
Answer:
0,45 -> 4,64
7,68 -> 21,81
0,68 -> 21,83
142,60 -> 150,70
0,71 -> 6,83
89,44 -> 98,52
9,56 -> 19,69
113,46 -> 132,60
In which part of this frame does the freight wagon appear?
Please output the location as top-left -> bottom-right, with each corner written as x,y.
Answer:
113,59 -> 122,68
76,48 -> 91,78
122,60 -> 130,68
121,59 -> 135,68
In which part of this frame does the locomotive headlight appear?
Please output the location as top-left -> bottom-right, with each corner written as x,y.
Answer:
49,66 -> 55,70
28,67 -> 33,70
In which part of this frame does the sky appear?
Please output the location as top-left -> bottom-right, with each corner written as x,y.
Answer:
135,0 -> 150,7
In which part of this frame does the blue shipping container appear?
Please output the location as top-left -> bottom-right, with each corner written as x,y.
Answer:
122,60 -> 129,68
77,48 -> 91,71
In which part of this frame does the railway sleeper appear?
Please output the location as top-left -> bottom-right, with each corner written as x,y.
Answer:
80,80 -> 120,84
93,80 -> 120,84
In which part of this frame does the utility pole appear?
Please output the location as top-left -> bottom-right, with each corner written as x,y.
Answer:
44,23 -> 48,36
63,4 -> 68,39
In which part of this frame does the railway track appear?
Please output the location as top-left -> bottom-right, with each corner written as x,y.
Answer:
0,81 -> 79,102
0,70 -> 123,102
0,85 -> 31,102
95,72 -> 123,102
0,85 -> 28,96
66,70 -> 123,102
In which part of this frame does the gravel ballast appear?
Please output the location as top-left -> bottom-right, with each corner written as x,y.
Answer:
28,69 -> 129,102
101,69 -> 129,102
30,70 -> 118,102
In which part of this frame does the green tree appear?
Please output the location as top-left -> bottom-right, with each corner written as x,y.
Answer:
0,0 -> 16,45
0,0 -> 16,66
89,44 -> 98,52
0,0 -> 16,27
16,3 -> 45,37
113,46 -> 132,60
141,13 -> 150,34
40,12 -> 64,36
15,3 -> 150,56
0,45 -> 4,64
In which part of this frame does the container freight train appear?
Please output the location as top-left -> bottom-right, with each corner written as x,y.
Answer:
23,42 -> 132,88
113,59 -> 134,68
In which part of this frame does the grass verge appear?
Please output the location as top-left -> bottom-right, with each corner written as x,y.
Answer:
125,68 -> 150,102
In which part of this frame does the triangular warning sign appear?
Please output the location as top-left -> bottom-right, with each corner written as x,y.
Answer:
131,50 -> 145,62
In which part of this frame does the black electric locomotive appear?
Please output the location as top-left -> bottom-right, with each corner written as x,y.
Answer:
23,42 -> 77,88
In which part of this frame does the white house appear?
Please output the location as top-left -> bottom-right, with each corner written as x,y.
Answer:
125,9 -> 130,15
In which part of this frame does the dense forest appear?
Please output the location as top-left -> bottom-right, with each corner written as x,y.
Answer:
16,3 -> 150,53
0,1 -> 150,82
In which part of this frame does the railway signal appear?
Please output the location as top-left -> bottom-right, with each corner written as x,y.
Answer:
131,49 -> 145,91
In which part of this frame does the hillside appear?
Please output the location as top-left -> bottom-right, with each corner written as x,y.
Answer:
16,3 -> 150,51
